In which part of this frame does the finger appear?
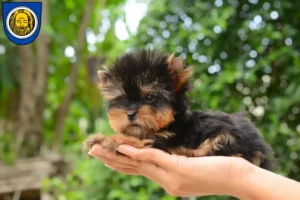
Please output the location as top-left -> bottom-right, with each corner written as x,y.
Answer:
134,161 -> 170,187
106,165 -> 140,175
89,145 -> 139,166
90,152 -> 137,169
90,145 -> 169,186
117,145 -> 174,169
106,159 -> 168,187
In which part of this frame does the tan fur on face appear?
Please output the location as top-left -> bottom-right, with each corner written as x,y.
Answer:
108,106 -> 174,138
137,105 -> 174,131
140,85 -> 154,94
108,107 -> 152,138
140,82 -> 158,95
108,108 -> 128,133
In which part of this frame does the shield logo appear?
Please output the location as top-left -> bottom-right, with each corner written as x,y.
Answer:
2,2 -> 42,45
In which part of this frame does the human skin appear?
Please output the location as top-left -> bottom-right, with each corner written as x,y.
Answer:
88,145 -> 300,199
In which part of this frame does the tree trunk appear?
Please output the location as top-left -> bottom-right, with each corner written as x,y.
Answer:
15,0 -> 50,156
53,0 -> 95,152
34,0 -> 50,154
16,45 -> 36,156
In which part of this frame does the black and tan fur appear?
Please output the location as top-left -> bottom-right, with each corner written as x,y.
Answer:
83,49 -> 275,170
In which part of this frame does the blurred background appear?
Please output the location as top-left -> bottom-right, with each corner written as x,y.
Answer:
0,0 -> 300,199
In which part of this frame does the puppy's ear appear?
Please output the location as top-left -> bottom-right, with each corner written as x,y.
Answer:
166,55 -> 192,93
97,70 -> 112,88
97,70 -> 123,100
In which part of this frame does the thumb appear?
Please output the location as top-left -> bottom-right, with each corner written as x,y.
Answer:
117,145 -> 173,169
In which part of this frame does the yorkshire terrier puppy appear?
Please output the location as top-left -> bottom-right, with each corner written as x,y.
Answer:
83,49 -> 275,170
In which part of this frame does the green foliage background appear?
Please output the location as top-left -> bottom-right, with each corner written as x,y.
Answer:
0,0 -> 300,199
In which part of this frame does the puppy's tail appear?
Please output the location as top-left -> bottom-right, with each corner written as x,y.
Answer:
260,158 -> 277,171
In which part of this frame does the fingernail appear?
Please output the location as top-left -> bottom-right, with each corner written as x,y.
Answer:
88,150 -> 94,156
105,164 -> 115,170
117,146 -> 126,154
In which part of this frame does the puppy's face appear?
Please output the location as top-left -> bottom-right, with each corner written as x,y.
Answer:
97,50 -> 191,138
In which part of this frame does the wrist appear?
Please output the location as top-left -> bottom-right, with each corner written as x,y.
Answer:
227,158 -> 258,200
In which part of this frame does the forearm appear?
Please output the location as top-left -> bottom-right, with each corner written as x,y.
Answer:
89,145 -> 300,199
238,163 -> 300,200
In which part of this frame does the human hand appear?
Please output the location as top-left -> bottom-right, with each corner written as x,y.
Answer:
88,145 -> 253,198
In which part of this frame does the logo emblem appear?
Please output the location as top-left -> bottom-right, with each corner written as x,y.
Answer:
2,2 -> 42,45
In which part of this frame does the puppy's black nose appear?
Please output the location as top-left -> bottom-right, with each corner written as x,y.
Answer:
127,110 -> 137,121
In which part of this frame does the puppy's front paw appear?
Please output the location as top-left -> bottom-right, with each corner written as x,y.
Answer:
83,134 -> 153,152
83,133 -> 107,151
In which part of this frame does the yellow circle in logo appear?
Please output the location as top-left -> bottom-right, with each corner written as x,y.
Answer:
7,7 -> 37,39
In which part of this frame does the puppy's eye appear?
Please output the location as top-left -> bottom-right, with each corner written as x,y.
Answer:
145,94 -> 156,102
